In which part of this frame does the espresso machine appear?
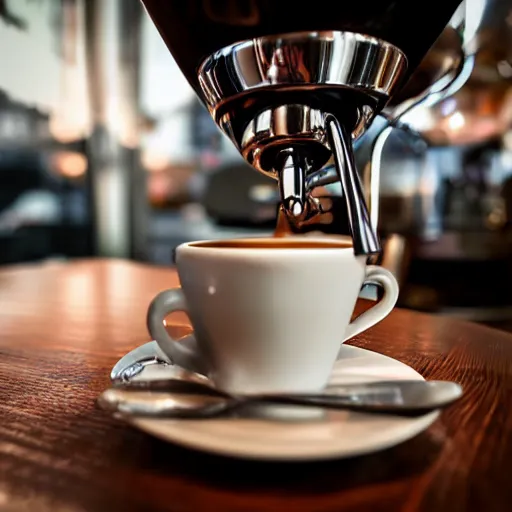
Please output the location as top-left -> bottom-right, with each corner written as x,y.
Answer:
139,0 -> 464,256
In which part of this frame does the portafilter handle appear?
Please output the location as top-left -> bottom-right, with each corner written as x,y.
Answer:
325,114 -> 381,257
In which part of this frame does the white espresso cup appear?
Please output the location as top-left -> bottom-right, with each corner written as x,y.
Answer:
147,237 -> 399,394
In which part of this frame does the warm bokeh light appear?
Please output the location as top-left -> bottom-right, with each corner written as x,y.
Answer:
49,115 -> 90,144
447,111 -> 465,131
52,151 -> 88,178
141,149 -> 171,172
48,0 -> 91,144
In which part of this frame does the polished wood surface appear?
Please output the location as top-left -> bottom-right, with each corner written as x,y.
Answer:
0,259 -> 511,512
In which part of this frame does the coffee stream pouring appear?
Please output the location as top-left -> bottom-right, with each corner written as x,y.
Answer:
140,0 -> 463,255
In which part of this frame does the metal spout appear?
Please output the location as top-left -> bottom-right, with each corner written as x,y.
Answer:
253,107 -> 381,255
278,149 -> 308,221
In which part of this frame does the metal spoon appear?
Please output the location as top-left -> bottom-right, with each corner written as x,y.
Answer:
97,380 -> 463,419
110,340 -> 208,385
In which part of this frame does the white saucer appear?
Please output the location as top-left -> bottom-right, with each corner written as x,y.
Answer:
119,344 -> 439,461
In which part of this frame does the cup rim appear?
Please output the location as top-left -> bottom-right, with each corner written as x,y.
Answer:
178,236 -> 358,256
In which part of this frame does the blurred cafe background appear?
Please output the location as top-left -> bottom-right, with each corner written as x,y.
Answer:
1,0 -> 512,331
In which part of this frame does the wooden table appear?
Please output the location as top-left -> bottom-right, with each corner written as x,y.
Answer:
0,259 -> 511,512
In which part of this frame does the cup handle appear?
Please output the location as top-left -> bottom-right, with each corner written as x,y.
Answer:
146,288 -> 209,375
341,265 -> 399,346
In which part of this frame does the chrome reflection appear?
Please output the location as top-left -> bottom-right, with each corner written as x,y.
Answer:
198,31 -> 407,117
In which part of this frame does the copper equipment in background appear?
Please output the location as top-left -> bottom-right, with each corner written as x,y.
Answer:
357,0 -> 512,323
